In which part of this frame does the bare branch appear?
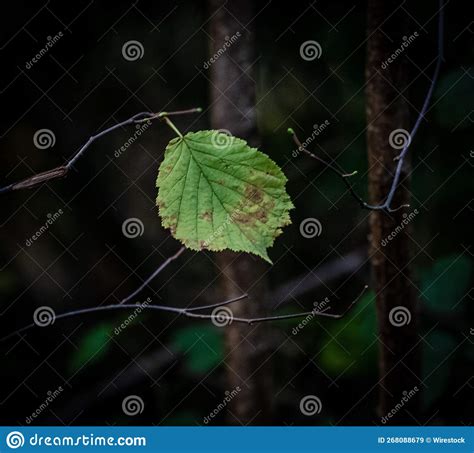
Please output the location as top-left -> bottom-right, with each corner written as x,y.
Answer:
288,128 -> 367,209
0,108 -> 202,195
289,1 -> 444,213
120,246 -> 186,304
1,286 -> 368,343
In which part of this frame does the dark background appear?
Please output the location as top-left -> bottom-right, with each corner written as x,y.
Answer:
0,0 -> 472,426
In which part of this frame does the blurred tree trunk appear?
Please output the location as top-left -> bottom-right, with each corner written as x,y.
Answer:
365,0 -> 420,422
208,0 -> 273,424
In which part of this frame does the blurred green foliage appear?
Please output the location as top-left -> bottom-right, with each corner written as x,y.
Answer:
171,325 -> 224,374
69,323 -> 113,373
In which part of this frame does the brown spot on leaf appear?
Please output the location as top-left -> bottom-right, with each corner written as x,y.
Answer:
245,185 -> 263,204
199,211 -> 213,222
232,211 -> 253,225
255,210 -> 268,223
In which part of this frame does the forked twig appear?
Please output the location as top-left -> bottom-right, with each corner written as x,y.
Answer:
289,0 -> 444,213
0,286 -> 368,343
120,246 -> 186,304
288,128 -> 366,209
0,108 -> 202,195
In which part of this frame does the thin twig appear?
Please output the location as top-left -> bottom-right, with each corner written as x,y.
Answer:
237,284 -> 368,325
0,108 -> 202,195
185,294 -> 248,312
288,128 -> 367,209
0,286 -> 368,342
120,246 -> 186,304
289,0 -> 444,213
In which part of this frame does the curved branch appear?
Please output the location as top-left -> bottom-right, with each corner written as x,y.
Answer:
120,246 -> 186,304
0,108 -> 202,195
289,0 -> 444,213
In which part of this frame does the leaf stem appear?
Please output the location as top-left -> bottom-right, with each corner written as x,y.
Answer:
162,116 -> 184,139
0,107 -> 201,194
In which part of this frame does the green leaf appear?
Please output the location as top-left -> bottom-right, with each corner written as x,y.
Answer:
419,255 -> 472,408
69,323 -> 113,372
171,325 -> 223,374
156,130 -> 293,263
319,291 -> 377,377
420,255 -> 472,312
